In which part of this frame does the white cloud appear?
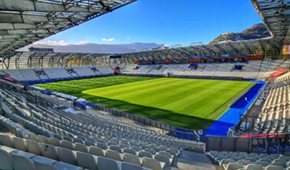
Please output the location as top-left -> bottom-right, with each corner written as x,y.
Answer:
73,40 -> 88,45
33,40 -> 89,46
101,38 -> 115,42
34,40 -> 68,46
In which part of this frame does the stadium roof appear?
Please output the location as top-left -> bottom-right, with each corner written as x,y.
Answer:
251,0 -> 290,45
0,0 -> 135,54
3,39 -> 279,69
4,51 -> 110,69
119,39 -> 281,61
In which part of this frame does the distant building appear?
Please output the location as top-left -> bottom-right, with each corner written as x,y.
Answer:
153,46 -> 169,50
29,47 -> 54,52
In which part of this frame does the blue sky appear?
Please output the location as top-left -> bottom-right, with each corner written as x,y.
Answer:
38,0 -> 262,46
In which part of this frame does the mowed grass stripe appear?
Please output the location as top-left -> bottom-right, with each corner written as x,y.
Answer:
111,79 -> 197,101
164,81 -> 232,113
84,78 -> 211,102
36,76 -> 156,96
172,81 -> 244,118
84,78 -> 176,97
83,78 -> 254,120
137,80 -> 216,106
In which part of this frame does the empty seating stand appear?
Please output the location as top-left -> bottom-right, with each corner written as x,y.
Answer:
207,151 -> 290,170
96,66 -> 113,75
72,66 -> 97,77
0,145 -> 83,170
0,82 -> 204,170
252,73 -> 290,134
43,68 -> 72,80
123,60 -> 289,79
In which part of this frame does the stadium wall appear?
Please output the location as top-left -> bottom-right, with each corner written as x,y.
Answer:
121,73 -> 255,81
26,74 -> 114,85
206,135 -> 290,154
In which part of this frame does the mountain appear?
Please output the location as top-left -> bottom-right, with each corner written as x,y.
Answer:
19,43 -> 164,54
210,23 -> 271,44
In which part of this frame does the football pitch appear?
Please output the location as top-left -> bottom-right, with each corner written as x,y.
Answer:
35,76 -> 254,129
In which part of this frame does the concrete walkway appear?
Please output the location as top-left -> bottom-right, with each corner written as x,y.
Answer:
174,151 -> 217,170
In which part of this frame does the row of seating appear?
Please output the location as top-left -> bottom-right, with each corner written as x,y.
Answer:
122,60 -> 289,79
72,66 -> 98,77
0,100 -> 161,170
206,151 -> 290,170
1,98 -> 55,138
23,99 -> 196,152
253,73 -> 290,134
263,86 -> 289,109
0,134 -> 155,170
3,130 -> 173,167
2,66 -> 113,82
0,145 -> 84,170
275,72 -> 290,83
0,114 -> 31,138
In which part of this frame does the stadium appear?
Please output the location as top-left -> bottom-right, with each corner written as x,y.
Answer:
0,0 -> 289,170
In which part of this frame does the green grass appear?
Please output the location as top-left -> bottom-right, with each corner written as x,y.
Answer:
35,76 -> 254,130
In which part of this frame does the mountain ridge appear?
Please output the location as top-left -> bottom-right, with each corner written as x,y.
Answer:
210,23 -> 271,44
19,42 -> 164,54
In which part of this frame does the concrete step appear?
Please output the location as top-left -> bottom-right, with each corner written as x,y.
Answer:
175,151 -> 217,170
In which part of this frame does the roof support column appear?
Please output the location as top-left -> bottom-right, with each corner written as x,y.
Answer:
3,57 -> 10,69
